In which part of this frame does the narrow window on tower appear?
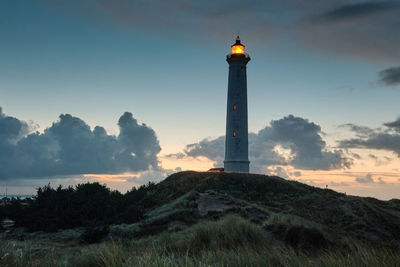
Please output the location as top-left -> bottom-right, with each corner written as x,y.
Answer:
233,131 -> 236,137
233,105 -> 237,111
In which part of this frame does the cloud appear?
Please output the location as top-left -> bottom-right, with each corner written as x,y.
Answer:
293,171 -> 302,177
314,1 -> 400,22
379,67 -> 400,86
0,108 -> 161,180
269,167 -> 301,179
338,123 -> 376,137
339,119 -> 400,157
184,136 -> 225,165
300,1 -> 400,62
384,117 -> 400,131
355,173 -> 374,183
176,115 -> 351,173
377,177 -> 386,184
329,181 -> 349,186
354,173 -> 386,184
164,152 -> 186,159
270,166 -> 290,179
368,154 -> 392,166
264,115 -> 352,170
340,134 -> 400,157
0,107 -> 30,143
368,154 -> 378,160
40,0 -> 400,62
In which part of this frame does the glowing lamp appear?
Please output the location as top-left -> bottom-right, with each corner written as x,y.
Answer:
231,36 -> 245,55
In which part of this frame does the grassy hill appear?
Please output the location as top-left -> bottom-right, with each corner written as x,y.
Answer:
1,171 -> 400,266
137,171 -> 400,246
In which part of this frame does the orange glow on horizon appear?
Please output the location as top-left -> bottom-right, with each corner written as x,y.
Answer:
160,154 -> 216,171
83,172 -> 140,182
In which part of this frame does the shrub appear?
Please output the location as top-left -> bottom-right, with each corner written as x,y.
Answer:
284,225 -> 330,251
81,225 -> 110,244
2,182 -> 157,232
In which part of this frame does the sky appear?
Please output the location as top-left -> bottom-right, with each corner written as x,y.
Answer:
1,0 -> 400,199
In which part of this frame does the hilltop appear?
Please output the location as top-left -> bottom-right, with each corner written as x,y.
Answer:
1,171 -> 400,266
136,171 -> 400,246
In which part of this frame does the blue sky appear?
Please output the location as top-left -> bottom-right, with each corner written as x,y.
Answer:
1,1 -> 400,199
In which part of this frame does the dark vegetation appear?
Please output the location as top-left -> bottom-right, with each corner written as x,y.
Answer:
0,182 -> 156,232
80,225 -> 110,244
1,171 -> 400,266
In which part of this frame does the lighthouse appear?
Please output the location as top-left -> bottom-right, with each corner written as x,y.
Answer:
224,36 -> 250,173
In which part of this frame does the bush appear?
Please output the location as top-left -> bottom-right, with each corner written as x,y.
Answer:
2,182 -> 156,232
265,222 -> 333,252
284,225 -> 330,251
81,225 -> 110,244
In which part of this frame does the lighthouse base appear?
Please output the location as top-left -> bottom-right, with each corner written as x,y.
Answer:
224,160 -> 249,173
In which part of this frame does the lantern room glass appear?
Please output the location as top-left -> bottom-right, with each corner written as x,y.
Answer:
231,44 -> 245,55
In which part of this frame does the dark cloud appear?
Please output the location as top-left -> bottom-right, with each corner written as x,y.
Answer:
300,1 -> 400,62
384,117 -> 400,131
40,0 -> 400,62
338,123 -> 376,137
355,173 -> 374,183
184,136 -> 225,165
339,119 -> 400,157
340,134 -> 400,157
379,67 -> 400,86
315,1 -> 399,22
264,115 -> 352,170
0,107 -> 30,142
0,108 -> 161,180
177,115 -> 351,173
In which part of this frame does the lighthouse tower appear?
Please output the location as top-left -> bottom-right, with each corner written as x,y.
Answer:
224,36 -> 250,173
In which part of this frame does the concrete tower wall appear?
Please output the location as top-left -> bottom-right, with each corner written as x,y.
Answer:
224,54 -> 250,172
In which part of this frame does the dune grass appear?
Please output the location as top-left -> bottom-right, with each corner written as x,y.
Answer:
1,215 -> 399,267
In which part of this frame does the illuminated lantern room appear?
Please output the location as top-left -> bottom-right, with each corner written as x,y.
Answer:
231,35 -> 245,55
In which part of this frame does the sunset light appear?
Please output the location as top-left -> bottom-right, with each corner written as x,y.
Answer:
1,1 -> 400,264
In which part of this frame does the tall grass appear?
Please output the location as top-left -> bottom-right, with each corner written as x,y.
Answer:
1,215 -> 399,266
